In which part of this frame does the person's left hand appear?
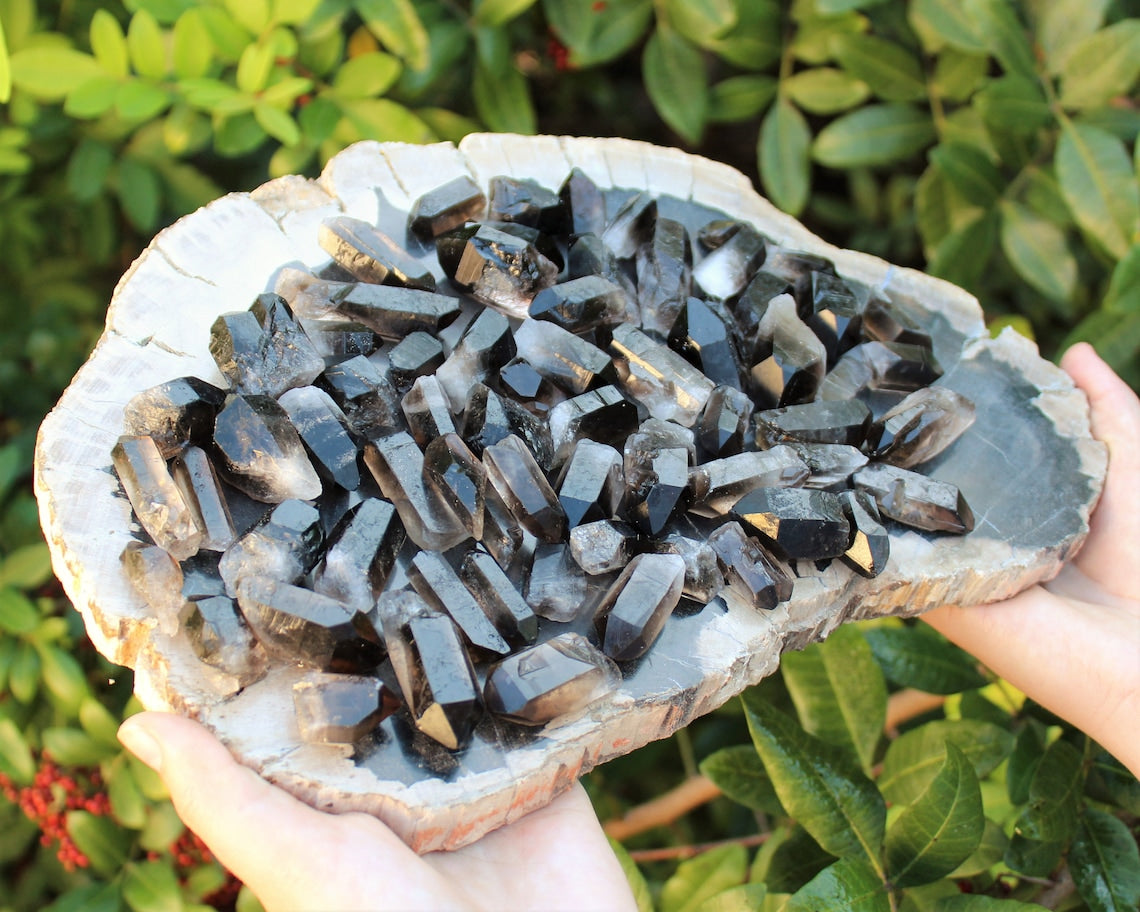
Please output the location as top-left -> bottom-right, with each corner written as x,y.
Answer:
119,712 -> 637,912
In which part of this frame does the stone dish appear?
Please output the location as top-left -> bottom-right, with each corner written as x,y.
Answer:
34,134 -> 1106,852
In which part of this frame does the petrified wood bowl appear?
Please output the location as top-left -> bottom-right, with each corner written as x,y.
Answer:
34,134 -> 1106,852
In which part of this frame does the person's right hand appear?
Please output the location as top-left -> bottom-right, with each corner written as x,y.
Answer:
923,342 -> 1140,776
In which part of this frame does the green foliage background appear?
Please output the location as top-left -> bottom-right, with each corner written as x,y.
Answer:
0,0 -> 1137,909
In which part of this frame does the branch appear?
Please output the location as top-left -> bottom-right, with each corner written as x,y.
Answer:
885,689 -> 945,735
603,775 -> 723,841
626,832 -> 771,863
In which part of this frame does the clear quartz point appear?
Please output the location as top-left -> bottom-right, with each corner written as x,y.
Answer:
608,324 -> 715,427
853,463 -> 975,534
423,433 -> 487,539
453,225 -> 558,312
668,298 -> 745,390
277,385 -> 362,491
840,490 -> 890,578
637,217 -> 693,338
786,441 -> 869,489
596,552 -> 686,661
693,225 -> 767,301
488,175 -> 563,229
170,445 -> 237,551
120,541 -> 186,635
755,399 -> 872,449
318,355 -> 403,438
558,168 -> 606,236
556,439 -> 624,529
525,542 -> 589,622
646,531 -> 725,602
318,216 -> 436,290
548,386 -> 640,464
570,519 -> 639,575
388,332 -> 445,393
689,446 -> 809,516
484,632 -> 620,726
293,672 -> 398,743
483,435 -> 566,543
696,385 -> 754,458
111,435 -> 203,560
210,295 -> 324,397
184,594 -> 268,686
122,376 -> 226,459
435,308 -> 516,411
402,375 -> 458,447
332,284 -> 460,341
602,192 -> 657,259
529,275 -> 632,333
749,293 -> 827,407
218,499 -> 324,596
707,521 -> 793,611
869,387 -> 976,468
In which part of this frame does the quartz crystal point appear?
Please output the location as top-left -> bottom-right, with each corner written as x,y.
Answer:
181,552 -> 225,601
480,483 -> 527,571
608,324 -> 715,427
602,191 -> 656,259
318,216 -> 437,290
332,284 -> 460,341
697,218 -> 743,249
567,234 -> 638,311
733,487 -> 851,560
183,594 -> 268,685
624,439 -> 690,536
423,433 -> 486,539
689,446 -> 809,516
293,673 -> 397,743
312,498 -> 405,611
170,446 -> 237,551
408,550 -> 511,656
637,217 -> 693,337
438,221 -> 563,279
374,589 -> 480,750
237,576 -> 383,672
388,332 -> 445,393
459,549 -> 538,646
484,632 -> 620,726
558,168 -> 606,236
318,355 -> 402,438
120,541 -> 186,635
860,296 -> 932,349
212,394 -> 323,502
514,319 -> 616,396
483,435 -> 566,544
787,441 -> 869,489
869,387 -> 976,468
462,384 -> 554,470
435,308 -> 516,411
402,375 -> 458,447
302,320 -> 377,361
668,298 -> 745,390
277,386 -> 361,490
111,435 -> 203,560
692,225 -> 767,300
733,270 -> 794,341
648,531 -> 725,602
218,499 -> 324,596
749,293 -> 827,407
497,358 -> 563,414
529,276 -> 632,333
761,247 -> 837,283
452,225 -> 558,311
596,552 -> 686,662
526,543 -> 589,622
756,399 -> 872,449
274,267 -> 348,318
362,432 -> 469,551
707,521 -> 793,611
854,463 -> 975,534
556,439 -> 623,529
818,341 -> 942,401
696,385 -> 754,458
569,519 -> 639,575
210,295 -> 324,397
840,490 -> 890,578
488,176 -> 562,229
122,376 -> 226,459
408,175 -> 486,238
548,386 -> 639,463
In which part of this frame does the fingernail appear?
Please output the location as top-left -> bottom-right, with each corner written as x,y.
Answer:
118,717 -> 164,772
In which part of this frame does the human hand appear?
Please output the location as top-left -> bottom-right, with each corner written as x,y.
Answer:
923,342 -> 1140,775
118,712 -> 637,912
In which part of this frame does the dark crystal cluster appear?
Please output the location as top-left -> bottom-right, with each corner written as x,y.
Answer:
113,169 -> 976,759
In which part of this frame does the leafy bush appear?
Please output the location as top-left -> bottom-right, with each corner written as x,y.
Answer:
1,0 -> 1138,909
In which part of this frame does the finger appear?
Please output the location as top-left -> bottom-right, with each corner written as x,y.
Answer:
1060,342 -> 1140,599
118,712 -> 434,911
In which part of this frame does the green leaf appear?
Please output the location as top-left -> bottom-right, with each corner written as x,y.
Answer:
699,744 -> 782,813
123,860 -> 182,912
609,839 -> 654,912
215,112 -> 267,155
929,142 -> 1003,208
178,77 -> 248,113
116,79 -> 171,120
253,102 -> 300,146
1063,310 -> 1140,382
39,645 -> 89,710
1003,831 -> 1065,878
333,51 -> 401,98
1055,121 -> 1139,260
67,810 -> 131,876
0,15 -> 11,103
224,0 -> 269,34
543,0 -> 654,68
1069,808 -> 1140,912
949,817 -> 1009,878
758,98 -> 811,218
0,586 -> 39,633
999,202 -> 1077,309
1059,20 -> 1140,110
879,719 -> 1013,805
42,882 -> 125,912
786,857 -> 888,912
355,0 -> 429,71
127,10 -> 167,78
198,7 -> 252,62
117,158 -> 162,231
935,897 -> 1044,911
832,34 -> 925,103
643,24 -> 707,145
791,11 -> 868,65
235,41 -> 273,93
864,625 -> 986,694
708,74 -> 775,122
663,0 -> 736,48
0,717 -> 35,785
91,9 -> 129,78
961,0 -> 1035,80
781,625 -> 885,773
1015,738 -> 1083,844
931,49 -> 988,102
272,0 -> 320,25
236,886 -> 266,912
908,0 -> 985,53
660,843 -> 748,912
336,97 -> 435,143
928,210 -> 998,291
1036,0 -> 1109,75
751,825 -> 836,894
80,696 -> 124,747
784,68 -> 869,115
43,727 -> 119,766
885,743 -> 983,887
473,0 -> 537,27
1086,750 -> 1140,815
107,754 -> 148,829
743,694 -> 886,868
10,46 -> 102,100
914,164 -> 977,252
261,75 -> 312,105
814,104 -> 936,169
8,640 -> 40,702
705,0 -> 781,71
1103,244 -> 1140,313
696,884 -> 767,912
1005,721 -> 1044,804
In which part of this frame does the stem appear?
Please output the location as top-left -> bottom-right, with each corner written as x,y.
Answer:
603,775 -> 723,841
885,689 -> 945,735
626,832 -> 771,863
676,727 -> 698,780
